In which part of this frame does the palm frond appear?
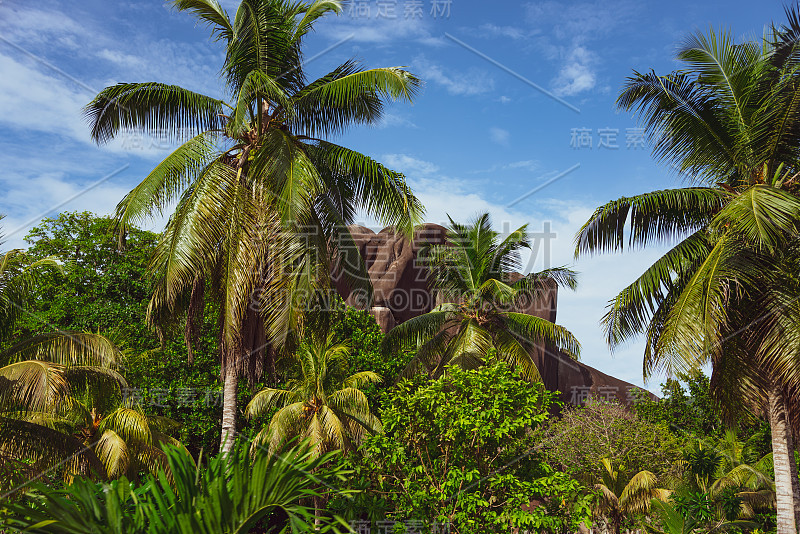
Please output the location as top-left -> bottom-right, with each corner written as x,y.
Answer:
171,0 -> 234,41
502,312 -> 581,359
85,83 -> 227,144
574,188 -> 730,257
1,332 -> 125,369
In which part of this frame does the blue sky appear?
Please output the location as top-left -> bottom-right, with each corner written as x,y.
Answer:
0,0 -> 789,390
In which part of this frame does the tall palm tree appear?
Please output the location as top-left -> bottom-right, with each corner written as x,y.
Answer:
574,14 -> 800,533
595,457 -> 670,534
85,0 -> 423,453
383,213 -> 580,381
245,331 -> 381,456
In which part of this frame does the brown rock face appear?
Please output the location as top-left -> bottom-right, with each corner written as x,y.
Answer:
334,224 -> 654,406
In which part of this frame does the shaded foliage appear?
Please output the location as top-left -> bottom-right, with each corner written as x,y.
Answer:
542,398 -> 682,486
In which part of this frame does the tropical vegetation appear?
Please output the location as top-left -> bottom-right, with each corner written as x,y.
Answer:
5,1 -> 800,534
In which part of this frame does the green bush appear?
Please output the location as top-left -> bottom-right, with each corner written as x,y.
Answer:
333,363 -> 593,534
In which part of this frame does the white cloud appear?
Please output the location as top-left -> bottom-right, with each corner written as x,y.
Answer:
412,56 -> 495,96
552,46 -> 597,97
96,49 -> 147,70
318,12 -> 440,45
525,0 -> 636,41
0,169 -> 133,249
507,160 -> 538,171
0,6 -> 85,49
376,113 -> 418,129
381,154 -> 440,176
489,127 -> 510,145
0,53 -> 99,146
498,95 -> 512,104
479,23 -> 527,40
470,159 -> 540,174
521,1 -> 638,100
0,4 -> 224,98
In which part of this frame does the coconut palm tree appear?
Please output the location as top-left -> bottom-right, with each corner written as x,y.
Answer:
595,457 -> 670,534
245,331 -> 381,456
574,14 -> 800,533
0,353 -> 187,484
85,0 -> 423,453
382,213 -> 580,381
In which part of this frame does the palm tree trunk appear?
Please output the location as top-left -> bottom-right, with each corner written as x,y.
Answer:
768,383 -> 798,534
314,494 -> 322,528
220,359 -> 238,454
783,393 -> 800,525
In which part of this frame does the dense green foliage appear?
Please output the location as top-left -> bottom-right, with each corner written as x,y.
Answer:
633,372 -> 723,439
6,213 -> 222,456
329,304 -> 411,411
14,212 -> 154,341
8,1 -> 800,532
335,363 -> 593,534
11,213 -> 395,459
634,371 -> 772,460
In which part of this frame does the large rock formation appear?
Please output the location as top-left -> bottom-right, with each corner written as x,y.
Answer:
334,224 -> 653,406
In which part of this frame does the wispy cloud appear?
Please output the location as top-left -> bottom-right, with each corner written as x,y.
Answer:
317,11 -> 442,45
376,113 -> 418,129
522,0 -> 638,98
489,127 -> 510,145
412,56 -> 495,96
382,154 -> 440,176
525,0 -> 636,41
479,23 -> 529,40
552,46 -> 597,97
470,159 -> 540,174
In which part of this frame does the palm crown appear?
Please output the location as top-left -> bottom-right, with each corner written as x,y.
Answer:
574,16 -> 800,397
245,332 -> 381,456
383,213 -> 580,381
85,0 -> 423,347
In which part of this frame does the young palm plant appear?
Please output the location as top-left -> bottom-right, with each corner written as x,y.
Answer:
709,433 -> 775,518
383,213 -> 580,381
574,13 -> 800,533
245,331 -> 381,456
595,457 -> 670,534
85,0 -> 423,453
